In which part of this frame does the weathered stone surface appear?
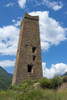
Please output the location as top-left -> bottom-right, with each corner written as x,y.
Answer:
12,13 -> 42,85
58,83 -> 67,91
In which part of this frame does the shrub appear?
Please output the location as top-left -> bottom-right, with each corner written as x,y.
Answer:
51,76 -> 62,89
22,78 -> 36,86
17,89 -> 43,100
62,76 -> 67,83
10,79 -> 36,91
39,78 -> 52,89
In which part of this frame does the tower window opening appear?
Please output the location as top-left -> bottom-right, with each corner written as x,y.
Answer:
33,56 -> 36,61
32,47 -> 36,53
28,65 -> 33,72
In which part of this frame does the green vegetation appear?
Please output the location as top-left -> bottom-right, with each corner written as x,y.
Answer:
0,89 -> 67,100
63,72 -> 67,76
0,67 -> 67,100
0,66 -> 12,90
51,76 -> 62,89
62,76 -> 67,83
0,77 -> 67,100
0,88 -> 67,100
39,76 -> 62,89
39,77 -> 52,89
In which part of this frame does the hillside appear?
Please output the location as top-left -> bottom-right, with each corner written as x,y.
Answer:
0,66 -> 13,90
63,72 -> 67,76
0,78 -> 67,100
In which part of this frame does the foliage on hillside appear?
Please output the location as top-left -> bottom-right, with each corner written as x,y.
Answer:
63,72 -> 67,76
0,66 -> 12,90
39,76 -> 62,89
0,77 -> 67,100
62,76 -> 67,83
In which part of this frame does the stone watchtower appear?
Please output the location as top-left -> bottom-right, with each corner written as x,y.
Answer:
12,13 -> 42,85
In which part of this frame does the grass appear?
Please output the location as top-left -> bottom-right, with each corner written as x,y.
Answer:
0,89 -> 67,100
0,77 -> 67,100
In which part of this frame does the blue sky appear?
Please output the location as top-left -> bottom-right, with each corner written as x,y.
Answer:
0,0 -> 67,78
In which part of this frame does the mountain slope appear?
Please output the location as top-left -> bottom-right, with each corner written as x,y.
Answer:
63,72 -> 67,76
0,66 -> 13,90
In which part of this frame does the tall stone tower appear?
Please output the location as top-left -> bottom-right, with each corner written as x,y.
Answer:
12,13 -> 42,85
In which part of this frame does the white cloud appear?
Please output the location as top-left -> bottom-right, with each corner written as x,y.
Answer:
18,0 -> 26,8
42,62 -> 67,78
41,41 -> 50,51
12,19 -> 15,23
18,17 -> 22,20
43,0 -> 63,11
15,21 -> 21,27
12,17 -> 22,26
0,25 -> 19,55
0,60 -> 15,67
29,11 -> 67,51
0,17 -> 22,55
12,17 -> 22,27
5,3 -> 15,7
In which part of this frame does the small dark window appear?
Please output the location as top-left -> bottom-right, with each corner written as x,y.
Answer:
28,65 -> 33,72
33,56 -> 36,61
32,47 -> 36,53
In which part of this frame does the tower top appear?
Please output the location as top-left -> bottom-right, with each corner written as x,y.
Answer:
21,13 -> 39,25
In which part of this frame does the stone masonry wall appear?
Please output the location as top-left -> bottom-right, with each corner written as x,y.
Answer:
12,13 -> 42,85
